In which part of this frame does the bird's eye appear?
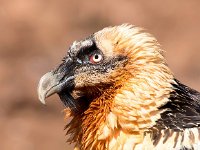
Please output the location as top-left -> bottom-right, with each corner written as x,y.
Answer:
89,53 -> 103,64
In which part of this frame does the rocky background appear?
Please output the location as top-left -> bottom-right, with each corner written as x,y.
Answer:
1,0 -> 200,149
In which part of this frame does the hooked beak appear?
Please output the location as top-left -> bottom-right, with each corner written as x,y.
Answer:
37,71 -> 74,104
37,58 -> 75,105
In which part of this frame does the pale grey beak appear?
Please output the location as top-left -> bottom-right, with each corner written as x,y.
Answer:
37,70 -> 75,104
37,71 -> 61,104
37,55 -> 76,105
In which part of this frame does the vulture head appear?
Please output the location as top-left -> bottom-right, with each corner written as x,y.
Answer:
38,24 -> 200,149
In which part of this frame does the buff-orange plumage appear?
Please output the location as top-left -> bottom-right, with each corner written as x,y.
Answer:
38,24 -> 200,150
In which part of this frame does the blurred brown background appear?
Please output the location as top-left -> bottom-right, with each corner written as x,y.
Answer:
1,0 -> 200,150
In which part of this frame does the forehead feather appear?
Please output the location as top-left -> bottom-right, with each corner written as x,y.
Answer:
68,36 -> 94,57
94,24 -> 163,59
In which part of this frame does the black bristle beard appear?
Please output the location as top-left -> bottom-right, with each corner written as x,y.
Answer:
58,89 -> 94,115
58,91 -> 81,114
57,85 -> 110,115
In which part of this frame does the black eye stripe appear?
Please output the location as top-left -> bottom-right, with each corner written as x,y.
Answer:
66,35 -> 104,64
78,43 -> 98,56
76,40 -> 103,64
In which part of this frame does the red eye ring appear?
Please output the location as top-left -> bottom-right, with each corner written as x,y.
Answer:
89,53 -> 103,64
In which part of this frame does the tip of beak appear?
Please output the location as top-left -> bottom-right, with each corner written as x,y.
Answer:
38,92 -> 46,105
37,71 -> 56,105
38,70 -> 75,105
37,73 -> 49,104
